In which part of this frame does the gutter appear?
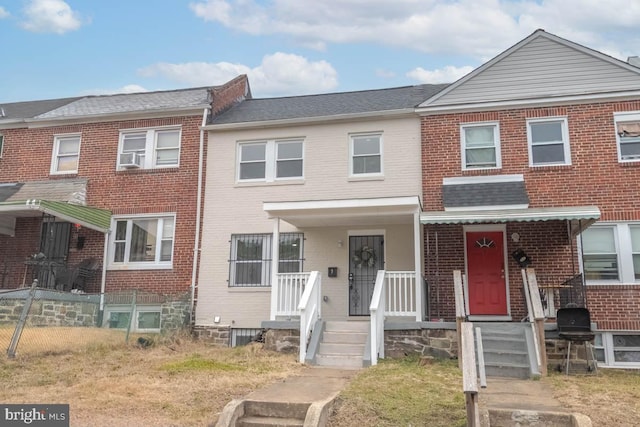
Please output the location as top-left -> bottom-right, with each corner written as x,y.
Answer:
190,106 -> 209,318
203,108 -> 416,131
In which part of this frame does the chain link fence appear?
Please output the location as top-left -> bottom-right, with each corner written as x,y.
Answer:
0,281 -> 191,358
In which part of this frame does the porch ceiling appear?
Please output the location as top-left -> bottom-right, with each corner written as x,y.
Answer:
263,196 -> 421,227
420,206 -> 601,235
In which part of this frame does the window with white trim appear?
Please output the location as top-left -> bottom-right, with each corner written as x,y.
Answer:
581,223 -> 640,283
105,305 -> 161,332
614,112 -> 640,162
0,135 -> 4,158
238,139 -> 303,182
595,332 -> 640,367
229,233 -> 303,287
109,215 -> 175,269
118,128 -> 181,170
51,134 -> 81,174
461,123 -> 500,170
527,118 -> 571,166
350,133 -> 382,176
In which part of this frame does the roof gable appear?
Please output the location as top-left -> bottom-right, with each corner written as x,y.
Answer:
419,30 -> 640,109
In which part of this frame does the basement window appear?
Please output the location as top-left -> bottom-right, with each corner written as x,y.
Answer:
230,328 -> 263,347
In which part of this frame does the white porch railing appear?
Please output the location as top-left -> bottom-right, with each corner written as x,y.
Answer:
522,268 -> 548,376
370,270 -> 386,366
370,270 -> 421,365
298,271 -> 321,363
274,272 -> 310,318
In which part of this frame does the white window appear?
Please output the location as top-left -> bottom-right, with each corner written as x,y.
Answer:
614,112 -> 640,162
527,118 -> 571,166
105,305 -> 161,332
118,127 -> 181,170
461,123 -> 500,170
581,223 -> 640,284
109,215 -> 175,269
238,139 -> 303,182
229,233 -> 303,287
51,134 -> 81,174
595,332 -> 640,368
350,133 -> 382,176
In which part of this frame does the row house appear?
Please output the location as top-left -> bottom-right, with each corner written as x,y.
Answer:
0,75 -> 250,332
195,31 -> 640,370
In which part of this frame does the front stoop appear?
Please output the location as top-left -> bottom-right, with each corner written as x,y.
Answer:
238,401 -> 309,427
315,321 -> 367,369
474,322 -> 534,379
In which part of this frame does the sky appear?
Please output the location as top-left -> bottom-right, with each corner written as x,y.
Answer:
1,0 -> 640,102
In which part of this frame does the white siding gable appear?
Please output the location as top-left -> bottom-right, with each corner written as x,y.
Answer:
422,31 -> 640,108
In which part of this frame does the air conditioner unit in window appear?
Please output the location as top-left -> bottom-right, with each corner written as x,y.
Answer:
119,152 -> 142,168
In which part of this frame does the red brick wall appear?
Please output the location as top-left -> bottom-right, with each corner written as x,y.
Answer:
421,99 -> 640,329
0,115 -> 203,294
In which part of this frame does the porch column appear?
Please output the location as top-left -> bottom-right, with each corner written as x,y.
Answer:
414,211 -> 423,321
269,217 -> 280,321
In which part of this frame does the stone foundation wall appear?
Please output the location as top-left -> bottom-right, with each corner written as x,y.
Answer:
0,294 -> 99,327
545,337 -> 595,372
384,328 -> 458,359
193,325 -> 231,346
160,299 -> 191,333
263,328 -> 300,354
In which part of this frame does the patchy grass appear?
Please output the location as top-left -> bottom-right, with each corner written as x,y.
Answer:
0,338 -> 303,427
545,369 -> 640,426
328,357 -> 467,427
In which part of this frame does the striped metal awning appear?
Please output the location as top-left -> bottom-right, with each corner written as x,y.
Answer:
420,206 -> 600,234
0,200 -> 111,234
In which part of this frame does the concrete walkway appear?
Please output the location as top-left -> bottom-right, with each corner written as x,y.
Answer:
479,377 -> 592,426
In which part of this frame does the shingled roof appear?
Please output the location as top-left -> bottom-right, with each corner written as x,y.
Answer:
210,84 -> 449,125
0,97 -> 81,121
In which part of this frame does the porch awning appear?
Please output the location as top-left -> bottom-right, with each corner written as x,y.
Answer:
0,200 -> 111,234
420,206 -> 601,235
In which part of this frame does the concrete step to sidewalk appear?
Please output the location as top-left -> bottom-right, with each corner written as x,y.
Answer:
238,415 -> 303,427
315,354 -> 363,368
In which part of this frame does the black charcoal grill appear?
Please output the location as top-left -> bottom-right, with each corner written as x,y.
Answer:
556,307 -> 597,374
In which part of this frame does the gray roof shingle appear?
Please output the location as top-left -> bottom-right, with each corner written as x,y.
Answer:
0,179 -> 88,204
0,97 -> 81,121
211,84 -> 449,125
35,87 -> 212,119
443,181 -> 530,208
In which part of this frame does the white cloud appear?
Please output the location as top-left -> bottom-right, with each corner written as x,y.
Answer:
139,53 -> 338,97
407,65 -> 474,84
80,85 -> 148,96
189,0 -> 640,60
21,0 -> 83,34
0,6 -> 10,19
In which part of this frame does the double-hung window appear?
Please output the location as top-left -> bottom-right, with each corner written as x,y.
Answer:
110,215 -> 175,269
229,233 -> 303,287
527,118 -> 571,166
118,127 -> 180,170
461,123 -> 500,170
238,139 -> 303,182
614,112 -> 640,162
350,133 -> 382,176
51,134 -> 81,174
581,223 -> 640,283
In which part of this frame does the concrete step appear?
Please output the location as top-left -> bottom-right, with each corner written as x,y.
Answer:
482,349 -> 529,366
243,401 -> 309,420
238,416 -> 304,427
485,362 -> 531,379
481,336 -> 527,352
322,331 -> 367,344
315,354 -> 363,368
324,320 -> 369,333
318,342 -> 365,355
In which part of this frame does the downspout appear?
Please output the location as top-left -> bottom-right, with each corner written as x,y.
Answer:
99,231 -> 109,312
190,107 -> 210,318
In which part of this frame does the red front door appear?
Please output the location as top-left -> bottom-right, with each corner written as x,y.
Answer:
466,231 -> 508,315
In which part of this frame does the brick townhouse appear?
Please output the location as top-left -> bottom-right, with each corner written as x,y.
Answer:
418,30 -> 640,368
0,75 -> 250,331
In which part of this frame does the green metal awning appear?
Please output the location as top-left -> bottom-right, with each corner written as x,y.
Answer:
420,206 -> 601,235
0,200 -> 111,234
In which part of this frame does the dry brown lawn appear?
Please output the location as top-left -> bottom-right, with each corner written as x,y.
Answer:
0,329 -> 303,427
